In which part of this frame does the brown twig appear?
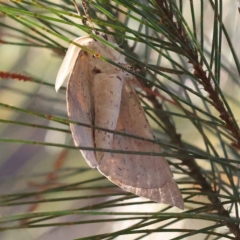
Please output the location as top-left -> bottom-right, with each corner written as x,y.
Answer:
147,0 -> 240,237
0,71 -> 33,81
155,0 -> 240,149
145,91 -> 240,238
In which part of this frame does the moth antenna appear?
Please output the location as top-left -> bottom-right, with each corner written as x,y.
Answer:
81,0 -> 99,34
72,0 -> 81,16
73,0 -> 97,34
72,0 -> 86,25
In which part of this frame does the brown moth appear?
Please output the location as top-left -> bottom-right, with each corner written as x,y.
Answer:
55,34 -> 184,209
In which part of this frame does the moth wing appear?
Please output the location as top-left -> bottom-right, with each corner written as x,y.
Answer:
67,48 -> 98,168
98,80 -> 184,209
55,37 -> 94,92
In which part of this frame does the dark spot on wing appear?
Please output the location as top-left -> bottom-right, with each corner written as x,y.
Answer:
117,76 -> 122,81
92,67 -> 101,74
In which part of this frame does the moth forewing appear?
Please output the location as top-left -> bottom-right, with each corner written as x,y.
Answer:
55,35 -> 184,209
66,47 -> 98,168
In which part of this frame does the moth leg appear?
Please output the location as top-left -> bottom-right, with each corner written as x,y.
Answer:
92,73 -> 124,161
